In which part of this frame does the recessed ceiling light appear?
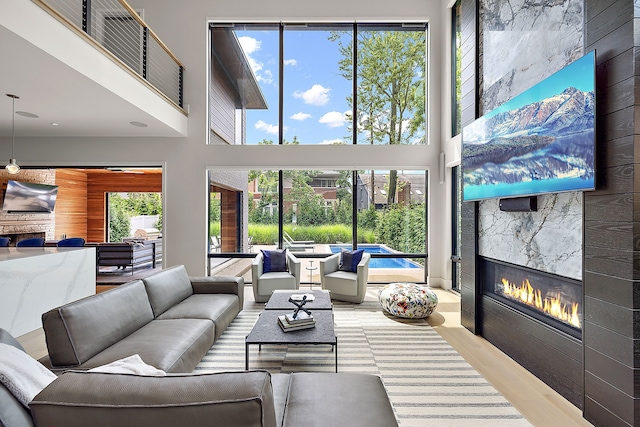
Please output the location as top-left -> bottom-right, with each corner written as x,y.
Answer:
16,111 -> 38,118
130,121 -> 148,127
50,122 -> 59,126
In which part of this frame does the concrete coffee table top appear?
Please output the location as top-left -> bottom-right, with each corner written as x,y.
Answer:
245,309 -> 337,372
264,289 -> 332,310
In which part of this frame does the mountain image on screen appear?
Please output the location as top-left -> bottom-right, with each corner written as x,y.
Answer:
462,84 -> 595,201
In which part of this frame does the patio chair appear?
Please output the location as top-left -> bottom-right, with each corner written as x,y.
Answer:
16,237 -> 45,247
57,237 -> 85,247
284,231 -> 314,244
252,249 -> 301,303
210,236 -> 220,252
320,250 -> 371,303
283,233 -> 315,252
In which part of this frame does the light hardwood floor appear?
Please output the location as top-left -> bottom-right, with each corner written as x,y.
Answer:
17,285 -> 594,426
426,288 -> 593,427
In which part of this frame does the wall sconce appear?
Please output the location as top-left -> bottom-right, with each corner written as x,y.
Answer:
5,94 -> 20,174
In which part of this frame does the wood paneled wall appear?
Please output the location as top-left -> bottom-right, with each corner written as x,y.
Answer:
54,170 -> 88,240
87,173 -> 162,242
459,0 -> 480,334
583,1 -> 639,426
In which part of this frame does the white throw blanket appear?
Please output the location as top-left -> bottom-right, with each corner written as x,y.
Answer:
0,343 -> 57,407
88,354 -> 166,376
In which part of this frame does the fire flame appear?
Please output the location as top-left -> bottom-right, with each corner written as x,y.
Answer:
501,278 -> 581,329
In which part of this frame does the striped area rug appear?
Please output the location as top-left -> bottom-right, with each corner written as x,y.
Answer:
195,299 -> 531,426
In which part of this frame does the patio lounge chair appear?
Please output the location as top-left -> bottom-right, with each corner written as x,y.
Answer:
284,231 -> 314,244
283,232 -> 315,252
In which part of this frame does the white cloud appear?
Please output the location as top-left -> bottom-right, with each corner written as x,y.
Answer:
290,112 -> 312,121
319,138 -> 344,145
319,111 -> 348,128
284,59 -> 297,66
293,84 -> 331,106
255,120 -> 279,135
238,36 -> 273,84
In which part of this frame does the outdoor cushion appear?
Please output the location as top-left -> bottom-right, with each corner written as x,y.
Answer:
339,249 -> 364,272
262,249 -> 288,273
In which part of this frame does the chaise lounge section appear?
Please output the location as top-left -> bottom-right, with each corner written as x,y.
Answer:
1,326 -> 398,426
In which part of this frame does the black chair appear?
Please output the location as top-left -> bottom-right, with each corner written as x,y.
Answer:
57,237 -> 85,247
0,237 -> 9,247
16,237 -> 45,247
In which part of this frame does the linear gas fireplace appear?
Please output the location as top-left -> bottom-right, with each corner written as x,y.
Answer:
481,258 -> 582,339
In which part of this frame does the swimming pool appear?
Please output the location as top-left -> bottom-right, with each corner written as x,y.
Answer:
329,244 -> 421,269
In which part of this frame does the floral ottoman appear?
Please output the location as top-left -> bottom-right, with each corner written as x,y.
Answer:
378,283 -> 438,319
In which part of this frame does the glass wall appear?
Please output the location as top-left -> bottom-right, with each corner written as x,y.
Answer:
210,23 -> 426,146
209,168 -> 427,284
451,0 -> 462,137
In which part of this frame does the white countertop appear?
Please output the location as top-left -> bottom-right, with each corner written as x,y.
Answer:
0,247 -> 91,262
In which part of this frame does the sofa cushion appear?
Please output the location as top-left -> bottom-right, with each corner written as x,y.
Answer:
157,294 -> 240,341
30,370 -> 278,427
261,249 -> 287,273
77,319 -> 214,373
338,249 -> 364,273
42,280 -> 154,368
143,265 -> 194,318
283,373 -> 398,426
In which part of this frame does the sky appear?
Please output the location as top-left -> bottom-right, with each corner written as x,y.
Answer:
237,29 -> 353,145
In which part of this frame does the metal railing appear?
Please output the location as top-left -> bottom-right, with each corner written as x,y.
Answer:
34,0 -> 185,110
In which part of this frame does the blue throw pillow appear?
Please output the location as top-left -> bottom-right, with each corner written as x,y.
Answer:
262,249 -> 288,273
338,249 -> 364,273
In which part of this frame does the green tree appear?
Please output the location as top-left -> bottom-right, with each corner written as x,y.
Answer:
108,196 -> 131,242
332,30 -> 426,204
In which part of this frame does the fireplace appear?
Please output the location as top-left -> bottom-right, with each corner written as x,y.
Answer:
481,258 -> 582,339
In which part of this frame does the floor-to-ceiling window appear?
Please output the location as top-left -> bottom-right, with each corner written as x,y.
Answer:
208,22 -> 428,283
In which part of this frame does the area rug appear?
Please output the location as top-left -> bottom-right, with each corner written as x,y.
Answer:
195,299 -> 531,427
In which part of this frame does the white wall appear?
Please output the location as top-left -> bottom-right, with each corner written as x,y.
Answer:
10,0 -> 452,283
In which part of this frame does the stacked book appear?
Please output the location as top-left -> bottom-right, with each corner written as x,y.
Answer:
278,311 -> 316,332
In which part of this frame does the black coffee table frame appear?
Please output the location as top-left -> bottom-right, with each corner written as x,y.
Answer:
245,309 -> 337,372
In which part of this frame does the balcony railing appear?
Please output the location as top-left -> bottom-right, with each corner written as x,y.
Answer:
34,0 -> 185,110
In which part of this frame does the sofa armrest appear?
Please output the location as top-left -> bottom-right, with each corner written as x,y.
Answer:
190,276 -> 244,312
30,370 -> 277,427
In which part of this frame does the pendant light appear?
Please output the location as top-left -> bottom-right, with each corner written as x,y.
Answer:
5,94 -> 20,175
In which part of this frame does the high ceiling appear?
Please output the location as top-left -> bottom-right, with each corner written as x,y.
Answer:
0,22 -> 186,138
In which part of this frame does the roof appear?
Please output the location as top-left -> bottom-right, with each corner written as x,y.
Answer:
211,27 -> 268,110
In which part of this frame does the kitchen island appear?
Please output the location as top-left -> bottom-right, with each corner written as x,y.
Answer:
0,247 -> 95,337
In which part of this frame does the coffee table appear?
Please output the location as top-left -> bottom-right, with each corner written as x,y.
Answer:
264,289 -> 332,310
245,309 -> 338,372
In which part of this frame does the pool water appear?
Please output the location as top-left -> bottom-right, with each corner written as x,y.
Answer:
329,244 -> 421,269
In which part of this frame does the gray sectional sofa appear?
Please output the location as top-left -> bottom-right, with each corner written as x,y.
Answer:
0,265 -> 398,426
41,264 -> 243,372
1,325 -> 398,426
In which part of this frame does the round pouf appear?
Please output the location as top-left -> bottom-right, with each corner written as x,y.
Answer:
378,283 -> 438,319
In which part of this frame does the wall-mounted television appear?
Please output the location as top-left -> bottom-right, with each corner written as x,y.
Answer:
462,51 -> 596,202
2,180 -> 59,213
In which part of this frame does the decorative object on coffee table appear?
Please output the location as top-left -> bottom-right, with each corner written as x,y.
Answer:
265,290 -> 332,311
378,283 -> 438,319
